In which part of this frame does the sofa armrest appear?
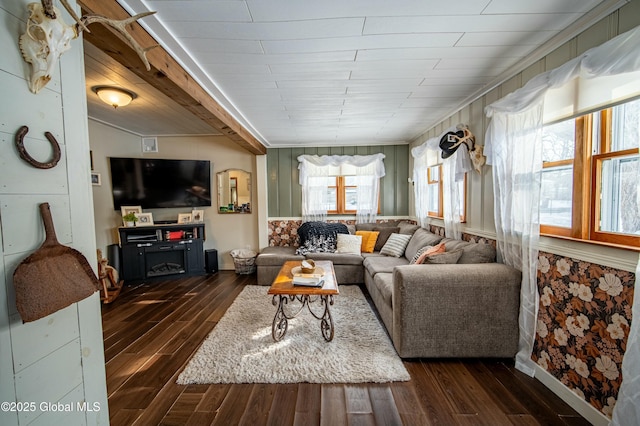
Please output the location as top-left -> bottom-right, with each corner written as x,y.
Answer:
391,263 -> 522,358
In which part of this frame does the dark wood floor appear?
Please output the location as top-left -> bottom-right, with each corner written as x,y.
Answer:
102,272 -> 589,426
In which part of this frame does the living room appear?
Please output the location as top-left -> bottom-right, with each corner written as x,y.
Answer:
1,0 -> 639,425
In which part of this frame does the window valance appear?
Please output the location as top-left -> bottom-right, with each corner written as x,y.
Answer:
297,154 -> 386,182
485,24 -> 640,163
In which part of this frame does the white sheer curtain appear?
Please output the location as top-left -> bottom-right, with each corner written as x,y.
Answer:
485,101 -> 543,377
412,138 -> 438,228
485,24 -> 640,384
611,96 -> 640,426
298,154 -> 385,223
412,125 -> 471,237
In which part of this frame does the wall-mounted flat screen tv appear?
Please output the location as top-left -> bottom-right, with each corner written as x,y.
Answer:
109,157 -> 211,210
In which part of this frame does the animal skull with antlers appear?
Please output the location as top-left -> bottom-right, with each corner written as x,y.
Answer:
19,0 -> 157,93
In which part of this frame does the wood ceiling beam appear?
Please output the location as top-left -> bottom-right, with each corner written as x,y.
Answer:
77,0 -> 266,155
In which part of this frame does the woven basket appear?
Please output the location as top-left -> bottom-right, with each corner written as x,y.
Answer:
230,249 -> 257,274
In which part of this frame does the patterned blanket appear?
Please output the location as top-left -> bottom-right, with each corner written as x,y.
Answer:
296,221 -> 349,255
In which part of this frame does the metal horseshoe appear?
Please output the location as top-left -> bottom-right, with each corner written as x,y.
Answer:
14,125 -> 61,169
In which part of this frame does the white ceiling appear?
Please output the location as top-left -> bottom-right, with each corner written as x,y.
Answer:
86,0 -> 613,147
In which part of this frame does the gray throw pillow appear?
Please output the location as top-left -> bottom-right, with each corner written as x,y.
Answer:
423,249 -> 463,264
409,245 -> 432,264
373,226 -> 400,251
380,233 -> 412,257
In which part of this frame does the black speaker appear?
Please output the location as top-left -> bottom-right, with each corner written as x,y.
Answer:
106,244 -> 121,276
205,249 -> 218,273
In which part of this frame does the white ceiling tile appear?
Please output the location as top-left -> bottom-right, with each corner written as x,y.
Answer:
166,18 -> 364,39
410,84 -> 484,97
283,100 -> 346,108
356,45 -> 532,61
400,98 -> 462,108
434,58 -> 511,74
204,64 -> 271,74
455,31 -> 558,47
217,80 -> 278,89
100,0 -> 609,146
276,80 -> 349,89
182,39 -> 264,54
246,0 -> 489,21
146,1 -> 252,22
197,51 -> 357,65
263,33 -> 462,54
363,13 -> 582,34
268,62 -> 358,74
350,69 -> 434,79
482,0 -> 603,14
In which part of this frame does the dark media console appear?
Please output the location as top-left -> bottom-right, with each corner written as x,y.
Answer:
118,223 -> 206,282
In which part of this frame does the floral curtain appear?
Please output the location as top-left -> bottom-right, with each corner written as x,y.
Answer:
297,154 -> 385,223
485,23 -> 640,389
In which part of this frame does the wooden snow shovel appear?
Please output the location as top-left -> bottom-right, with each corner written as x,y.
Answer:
13,202 -> 100,323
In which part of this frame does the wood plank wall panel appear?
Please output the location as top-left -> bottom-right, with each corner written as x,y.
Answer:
0,2 -> 108,425
266,145 -> 409,218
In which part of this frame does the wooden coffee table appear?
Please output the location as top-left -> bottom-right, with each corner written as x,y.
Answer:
268,260 -> 339,342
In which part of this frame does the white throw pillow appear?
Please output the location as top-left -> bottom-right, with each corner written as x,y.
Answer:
336,234 -> 362,254
380,233 -> 412,257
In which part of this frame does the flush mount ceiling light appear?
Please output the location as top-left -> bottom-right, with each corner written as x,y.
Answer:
91,85 -> 138,109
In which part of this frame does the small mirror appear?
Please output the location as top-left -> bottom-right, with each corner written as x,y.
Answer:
217,169 -> 251,213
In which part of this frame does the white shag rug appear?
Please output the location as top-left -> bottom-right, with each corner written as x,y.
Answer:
177,285 -> 410,384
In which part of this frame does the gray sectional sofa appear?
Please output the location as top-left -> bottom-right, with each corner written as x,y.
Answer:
256,223 -> 522,359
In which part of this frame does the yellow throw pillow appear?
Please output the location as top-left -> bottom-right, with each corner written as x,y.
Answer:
356,230 -> 379,253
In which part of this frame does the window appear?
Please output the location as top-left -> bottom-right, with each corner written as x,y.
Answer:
425,164 -> 466,221
540,98 -> 640,247
427,166 -> 442,217
326,176 -> 363,214
298,154 -> 385,222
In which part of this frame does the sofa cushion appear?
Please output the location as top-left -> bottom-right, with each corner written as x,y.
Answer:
336,234 -> 362,254
374,227 -> 400,251
423,248 -> 463,264
440,238 -> 496,263
363,256 -> 408,275
305,251 -> 364,265
356,230 -> 379,253
404,228 -> 444,262
256,246 -> 303,266
398,221 -> 420,235
413,242 -> 446,264
380,233 -> 412,257
373,272 -> 394,306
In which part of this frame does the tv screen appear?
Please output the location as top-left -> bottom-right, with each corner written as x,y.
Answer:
109,157 -> 211,209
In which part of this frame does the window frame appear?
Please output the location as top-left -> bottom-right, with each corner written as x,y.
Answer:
540,104 -> 640,248
326,176 -> 376,215
427,165 -> 443,218
426,164 -> 467,222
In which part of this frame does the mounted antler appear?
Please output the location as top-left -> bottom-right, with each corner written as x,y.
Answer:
19,0 -> 158,93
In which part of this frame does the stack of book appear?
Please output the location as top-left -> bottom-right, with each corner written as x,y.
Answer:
292,272 -> 325,287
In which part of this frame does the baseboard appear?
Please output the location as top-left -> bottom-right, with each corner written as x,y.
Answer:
534,365 -> 609,426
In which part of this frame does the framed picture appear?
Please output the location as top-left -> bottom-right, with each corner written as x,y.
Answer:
191,209 -> 204,223
121,206 -> 142,217
91,172 -> 101,186
135,212 -> 154,226
177,213 -> 192,224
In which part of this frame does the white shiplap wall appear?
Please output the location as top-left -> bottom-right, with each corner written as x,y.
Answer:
0,1 -> 108,425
